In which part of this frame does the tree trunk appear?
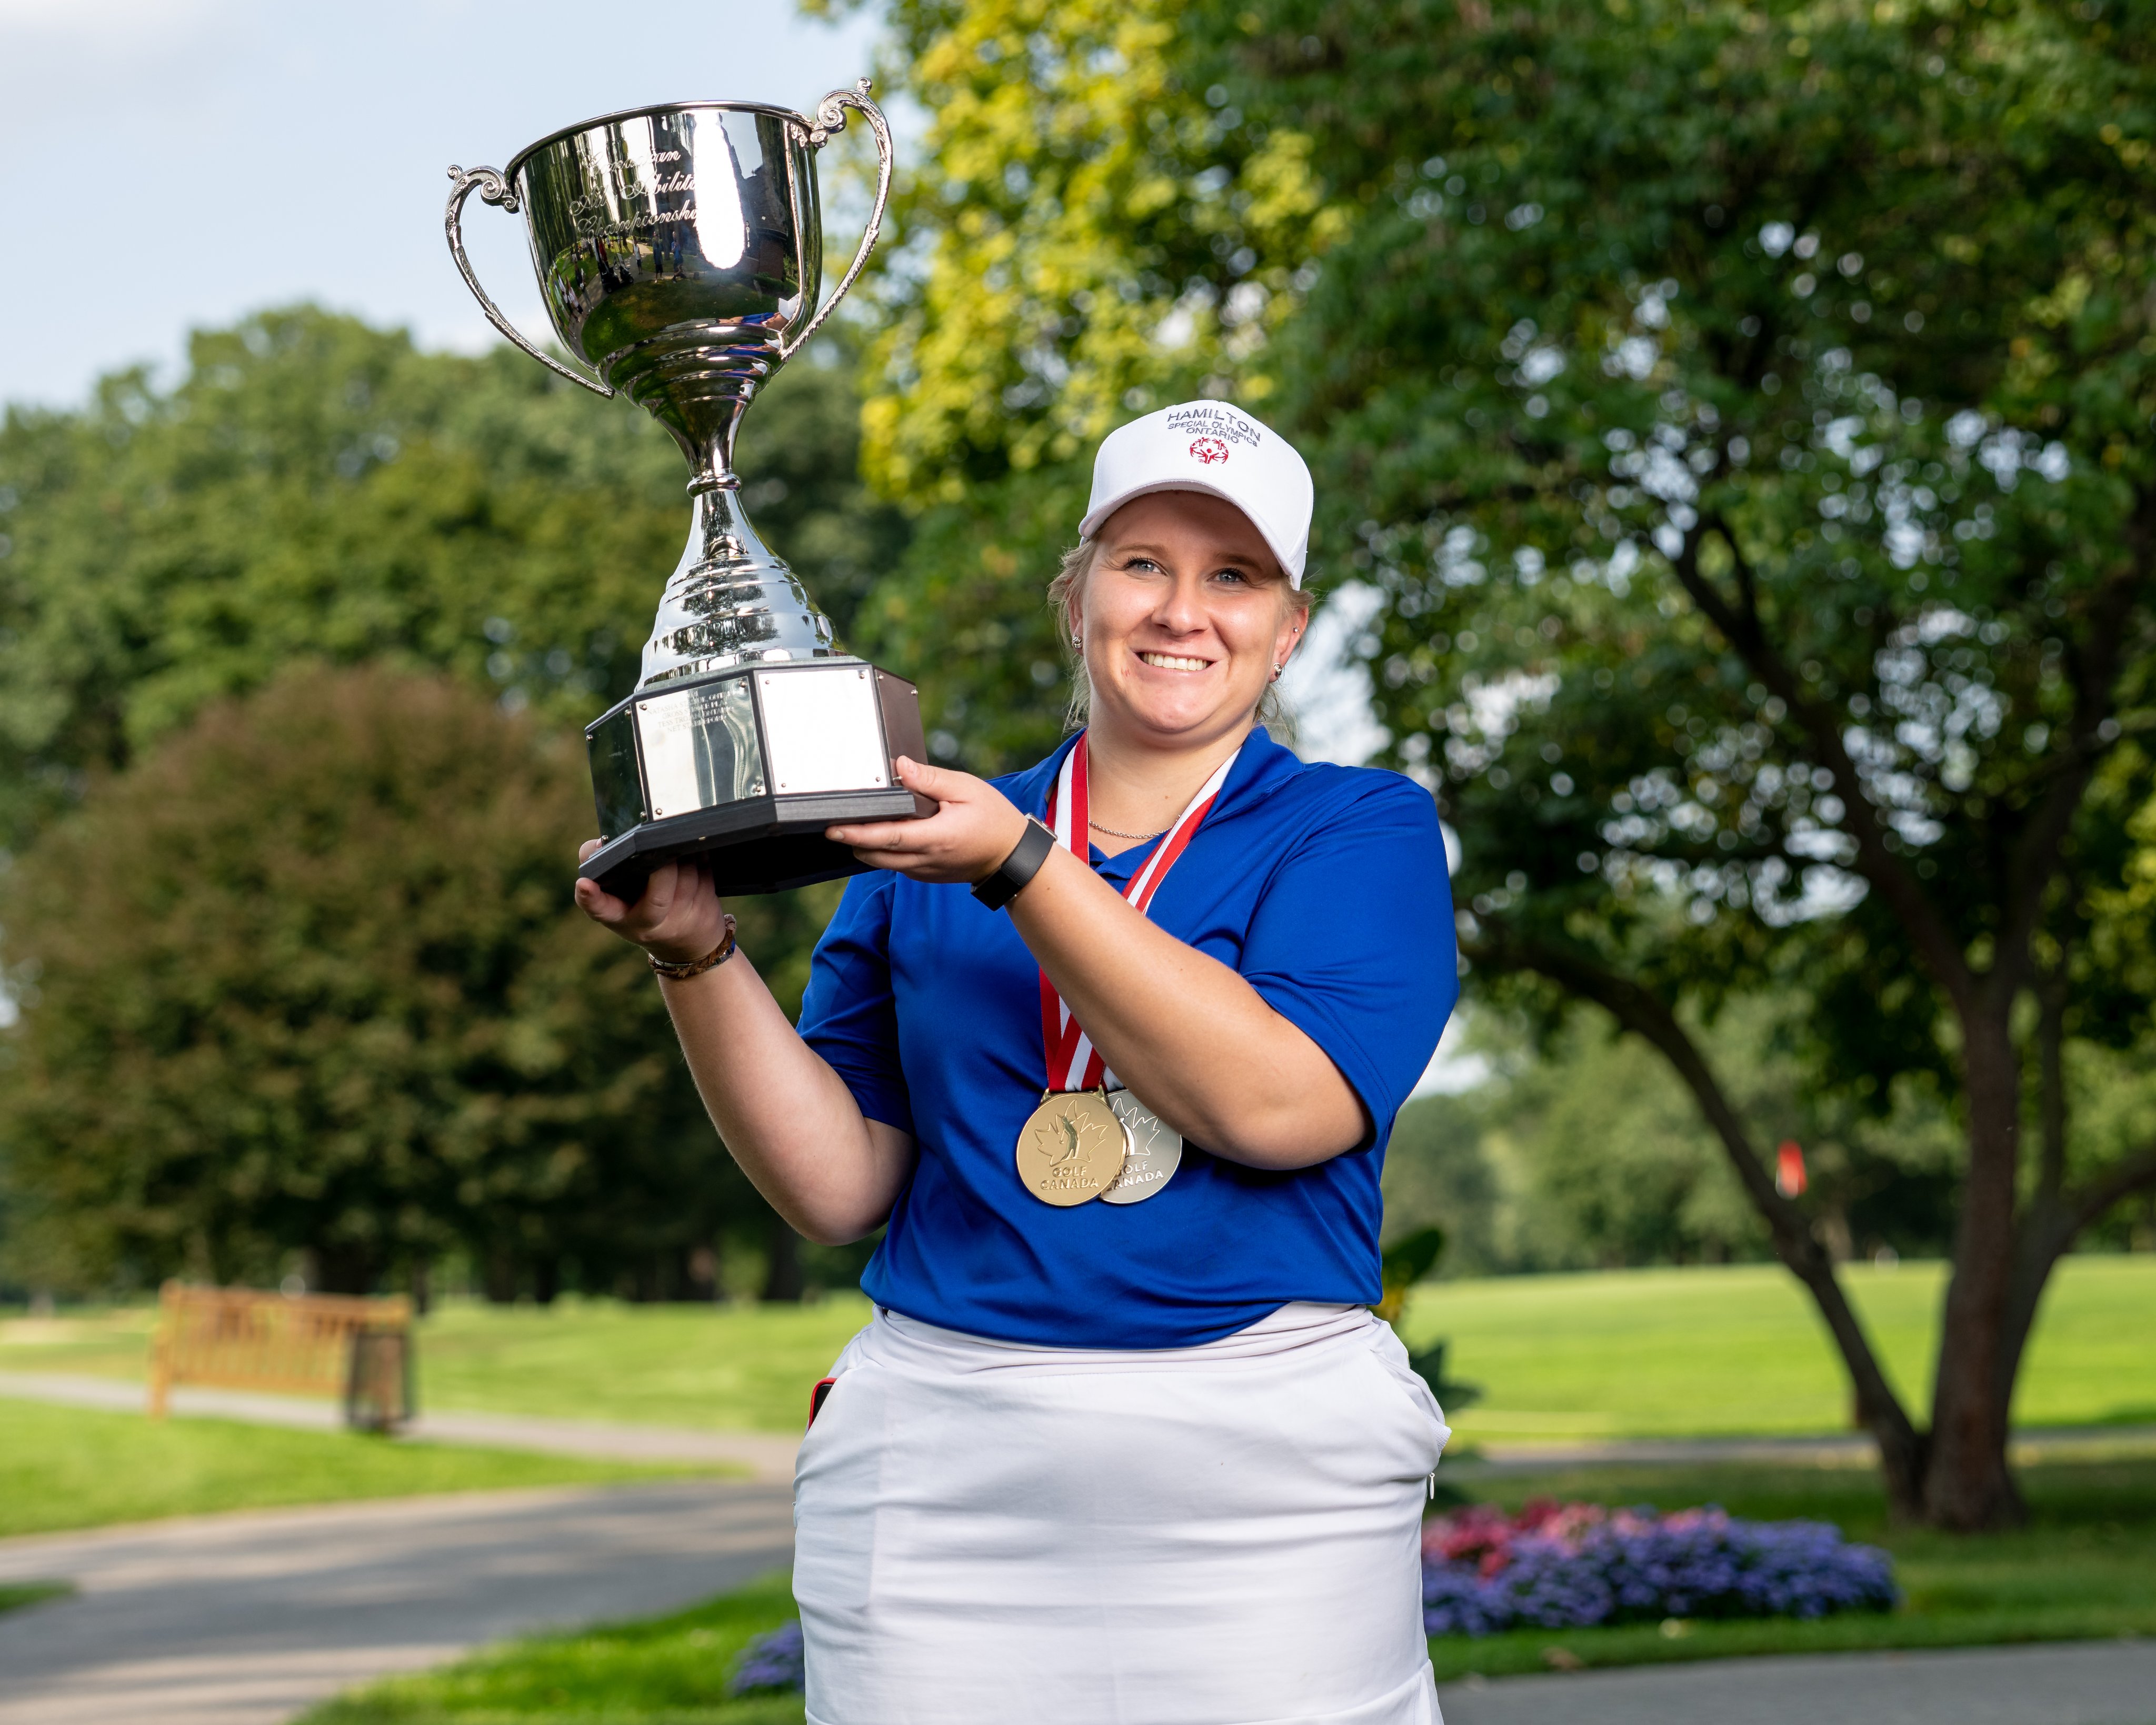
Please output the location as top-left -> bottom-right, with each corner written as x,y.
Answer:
1491,937 -> 1932,1519
1923,1003 -> 2028,1530
482,1249 -> 519,1305
762,1215 -> 805,1304
532,1255 -> 561,1307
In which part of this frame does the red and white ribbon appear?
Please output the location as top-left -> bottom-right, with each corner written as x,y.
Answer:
1037,732 -> 1239,1092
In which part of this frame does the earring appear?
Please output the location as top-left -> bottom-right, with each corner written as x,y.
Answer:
1071,632 -> 1082,647
1270,663 -> 1283,682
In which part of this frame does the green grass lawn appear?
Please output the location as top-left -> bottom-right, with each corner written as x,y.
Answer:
300,1453 -> 2156,1721
301,1570 -> 806,1725
6,1254 -> 2150,1442
1402,1254 -> 2156,1444
0,1399 -> 714,1540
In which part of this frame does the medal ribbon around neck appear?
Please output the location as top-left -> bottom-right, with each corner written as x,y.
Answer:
1038,732 -> 1240,1092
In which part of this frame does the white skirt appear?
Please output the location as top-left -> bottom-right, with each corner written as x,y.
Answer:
792,1302 -> 1451,1725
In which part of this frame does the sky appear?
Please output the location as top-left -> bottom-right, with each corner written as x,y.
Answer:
0,0 -> 886,409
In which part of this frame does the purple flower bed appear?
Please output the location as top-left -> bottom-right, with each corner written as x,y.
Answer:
1422,1499 -> 1898,1637
727,1620 -> 805,1696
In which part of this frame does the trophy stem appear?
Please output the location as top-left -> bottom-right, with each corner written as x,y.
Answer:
636,482 -> 836,689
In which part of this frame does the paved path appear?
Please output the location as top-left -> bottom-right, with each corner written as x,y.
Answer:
0,1480 -> 795,1725
1439,1640 -> 2156,1724
0,1370 -> 801,1481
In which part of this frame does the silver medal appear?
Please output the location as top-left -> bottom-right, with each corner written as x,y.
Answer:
1101,1089 -> 1183,1204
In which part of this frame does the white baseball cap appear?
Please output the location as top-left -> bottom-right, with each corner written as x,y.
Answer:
1077,401 -> 1315,587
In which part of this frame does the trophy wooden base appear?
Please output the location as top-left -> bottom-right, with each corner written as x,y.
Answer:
577,657 -> 933,903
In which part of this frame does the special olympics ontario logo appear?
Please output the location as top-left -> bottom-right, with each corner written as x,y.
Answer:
1189,436 -> 1230,465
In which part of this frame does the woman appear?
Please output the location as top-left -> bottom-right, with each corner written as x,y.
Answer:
576,400 -> 1459,1724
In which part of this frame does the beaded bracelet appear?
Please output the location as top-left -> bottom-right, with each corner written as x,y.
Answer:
647,914 -> 738,980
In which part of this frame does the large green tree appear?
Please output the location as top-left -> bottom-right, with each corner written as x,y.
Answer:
852,0 -> 2155,1527
1186,0 -> 2156,1528
0,667 -> 738,1296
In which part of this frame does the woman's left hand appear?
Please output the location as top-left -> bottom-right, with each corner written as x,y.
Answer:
827,757 -> 1029,884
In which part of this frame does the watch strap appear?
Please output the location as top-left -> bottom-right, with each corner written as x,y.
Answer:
972,817 -> 1056,911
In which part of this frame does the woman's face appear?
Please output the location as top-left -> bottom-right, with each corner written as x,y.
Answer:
1072,491 -> 1304,751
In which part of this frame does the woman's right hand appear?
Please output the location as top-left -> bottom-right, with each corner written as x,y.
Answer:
574,841 -> 729,966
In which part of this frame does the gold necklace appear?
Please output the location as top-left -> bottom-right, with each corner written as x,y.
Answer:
1089,816 -> 1167,841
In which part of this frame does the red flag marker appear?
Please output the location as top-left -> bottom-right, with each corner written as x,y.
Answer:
1776,1140 -> 1808,1198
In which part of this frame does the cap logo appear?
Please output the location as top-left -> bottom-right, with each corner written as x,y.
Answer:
1189,437 -> 1230,465
1164,404 -> 1263,450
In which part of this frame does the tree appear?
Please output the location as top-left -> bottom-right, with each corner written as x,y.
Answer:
0,666 -> 749,1294
1186,0 -> 2156,1527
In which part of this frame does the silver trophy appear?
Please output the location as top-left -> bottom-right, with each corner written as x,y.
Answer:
445,81 -> 928,899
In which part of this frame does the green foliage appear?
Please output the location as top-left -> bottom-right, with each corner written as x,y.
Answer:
845,0 -> 1337,773
0,1398 -> 698,1540
1404,1339 -> 1483,1414
1189,0 -> 2156,1062
1388,1005 -> 1972,1273
0,1582 -> 70,1619
0,666 -> 746,1295
301,1569 -> 805,1725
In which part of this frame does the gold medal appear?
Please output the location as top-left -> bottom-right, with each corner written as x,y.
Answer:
1015,1087 -> 1129,1206
1101,1090 -> 1183,1204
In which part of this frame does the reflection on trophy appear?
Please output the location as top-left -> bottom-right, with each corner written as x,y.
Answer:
445,81 -> 929,899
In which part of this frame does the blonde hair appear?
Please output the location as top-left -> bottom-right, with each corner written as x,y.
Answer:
1047,537 -> 1314,737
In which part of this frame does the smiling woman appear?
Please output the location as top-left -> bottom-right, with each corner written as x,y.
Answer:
573,400 -> 1461,1723
1047,488 -> 1314,737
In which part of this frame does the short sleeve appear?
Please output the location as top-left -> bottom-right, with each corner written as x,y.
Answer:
797,870 -> 916,1136
1237,773 -> 1458,1150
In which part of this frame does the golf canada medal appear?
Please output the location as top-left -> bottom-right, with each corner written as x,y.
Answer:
1101,1090 -> 1182,1204
1016,1088 -> 1129,1207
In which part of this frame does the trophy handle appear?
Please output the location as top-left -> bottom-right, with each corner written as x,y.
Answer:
783,79 -> 895,364
444,165 -> 615,398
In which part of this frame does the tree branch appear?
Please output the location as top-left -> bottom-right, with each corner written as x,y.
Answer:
2063,1141 -> 2156,1242
1670,515 -> 1978,1014
1997,531 -> 2149,993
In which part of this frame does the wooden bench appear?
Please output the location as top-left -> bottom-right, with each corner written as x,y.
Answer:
148,1282 -> 415,1431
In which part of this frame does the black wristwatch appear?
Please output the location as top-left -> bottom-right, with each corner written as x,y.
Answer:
971,817 -> 1056,911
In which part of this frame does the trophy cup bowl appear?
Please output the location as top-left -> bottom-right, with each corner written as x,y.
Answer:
445,81 -> 930,901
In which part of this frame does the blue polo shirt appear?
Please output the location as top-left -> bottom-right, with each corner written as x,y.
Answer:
796,726 -> 1458,1349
